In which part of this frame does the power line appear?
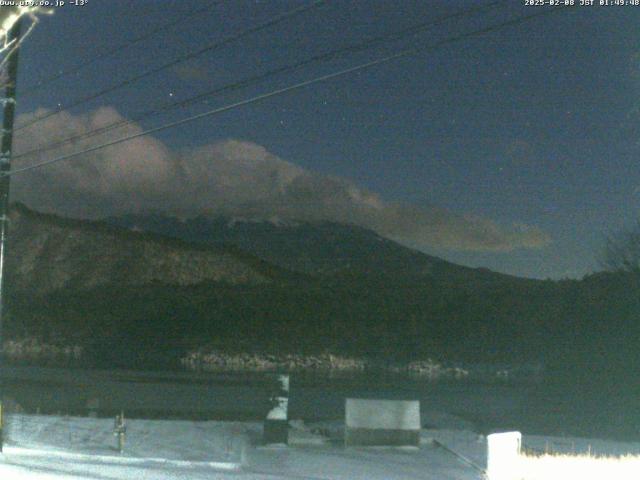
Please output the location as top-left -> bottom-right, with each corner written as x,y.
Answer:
14,0 -> 507,160
5,6 -> 570,178
14,0 -> 326,132
21,2 -> 221,95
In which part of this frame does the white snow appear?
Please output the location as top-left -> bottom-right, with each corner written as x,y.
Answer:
278,375 -> 290,393
0,412 -> 638,479
266,398 -> 288,420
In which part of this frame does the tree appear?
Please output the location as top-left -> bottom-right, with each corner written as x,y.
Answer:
600,221 -> 640,273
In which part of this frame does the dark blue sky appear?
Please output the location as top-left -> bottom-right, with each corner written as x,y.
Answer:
12,0 -> 640,279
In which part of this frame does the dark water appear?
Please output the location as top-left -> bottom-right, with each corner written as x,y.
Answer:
1,366 -> 638,442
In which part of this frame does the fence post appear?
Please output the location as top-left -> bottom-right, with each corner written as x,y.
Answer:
0,401 -> 3,452
263,374 -> 289,445
86,397 -> 100,418
113,411 -> 126,454
486,431 -> 521,480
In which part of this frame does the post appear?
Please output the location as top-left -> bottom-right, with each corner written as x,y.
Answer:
0,17 -> 22,454
263,374 -> 289,445
486,431 -> 522,480
114,410 -> 126,453
86,397 -> 100,418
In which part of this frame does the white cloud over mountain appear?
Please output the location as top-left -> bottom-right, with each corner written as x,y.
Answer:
12,107 -> 550,252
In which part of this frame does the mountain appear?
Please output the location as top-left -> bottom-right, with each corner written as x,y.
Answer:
5,204 -> 293,295
0,205 -> 550,370
5,205 -> 636,383
106,213 -> 520,285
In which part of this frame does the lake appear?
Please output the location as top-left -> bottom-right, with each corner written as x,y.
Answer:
0,366 -> 637,442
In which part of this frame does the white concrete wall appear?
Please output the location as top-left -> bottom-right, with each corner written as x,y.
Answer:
487,431 -> 522,480
345,399 -> 420,430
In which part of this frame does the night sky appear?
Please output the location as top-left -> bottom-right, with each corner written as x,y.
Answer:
9,0 -> 640,279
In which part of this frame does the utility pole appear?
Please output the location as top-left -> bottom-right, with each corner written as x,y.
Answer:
0,17 -> 22,453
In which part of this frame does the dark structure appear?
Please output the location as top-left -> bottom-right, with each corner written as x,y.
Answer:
0,16 -> 22,453
263,374 -> 289,445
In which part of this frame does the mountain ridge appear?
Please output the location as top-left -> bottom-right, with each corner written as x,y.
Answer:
6,203 -> 302,295
5,203 -> 614,377
106,212 -> 537,285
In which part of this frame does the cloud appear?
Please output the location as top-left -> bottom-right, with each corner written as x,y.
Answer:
11,107 -> 550,252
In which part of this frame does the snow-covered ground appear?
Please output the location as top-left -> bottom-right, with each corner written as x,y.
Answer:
0,412 -> 484,479
1,412 -> 639,479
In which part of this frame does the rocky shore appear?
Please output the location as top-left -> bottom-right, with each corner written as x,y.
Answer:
3,338 -> 84,365
179,349 -> 470,380
2,338 -> 542,382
